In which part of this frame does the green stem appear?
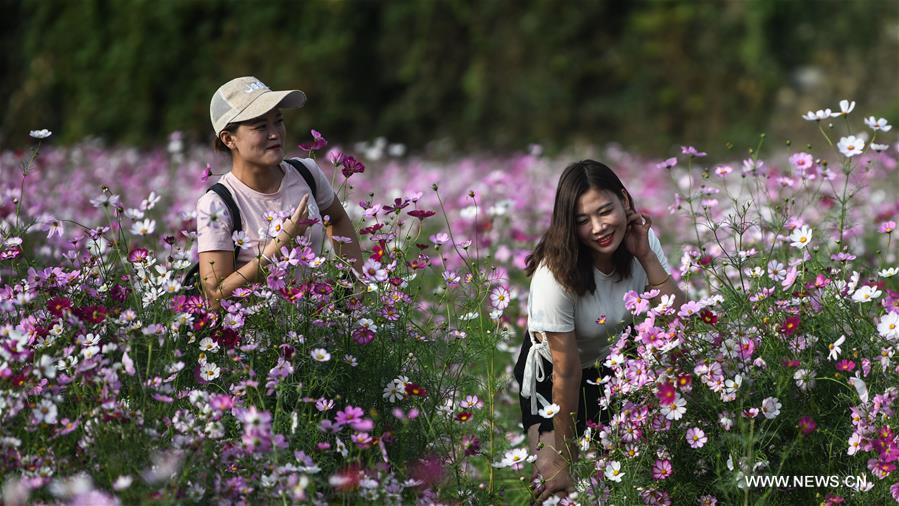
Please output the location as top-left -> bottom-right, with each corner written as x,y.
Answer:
145,341 -> 153,378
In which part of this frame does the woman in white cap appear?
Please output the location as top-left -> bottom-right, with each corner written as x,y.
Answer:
195,76 -> 363,305
514,160 -> 685,503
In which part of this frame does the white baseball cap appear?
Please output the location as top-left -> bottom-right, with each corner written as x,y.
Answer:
210,76 -> 306,136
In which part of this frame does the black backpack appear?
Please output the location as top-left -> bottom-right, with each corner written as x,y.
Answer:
182,158 -> 318,292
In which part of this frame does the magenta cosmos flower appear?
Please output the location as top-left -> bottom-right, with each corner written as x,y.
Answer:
798,416 -> 817,436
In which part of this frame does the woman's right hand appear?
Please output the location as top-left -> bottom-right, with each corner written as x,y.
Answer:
280,193 -> 310,239
533,456 -> 574,504
262,193 -> 310,260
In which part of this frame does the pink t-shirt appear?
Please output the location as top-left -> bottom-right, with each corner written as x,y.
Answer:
195,158 -> 336,266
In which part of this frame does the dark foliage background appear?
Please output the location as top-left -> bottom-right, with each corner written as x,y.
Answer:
2,0 -> 897,155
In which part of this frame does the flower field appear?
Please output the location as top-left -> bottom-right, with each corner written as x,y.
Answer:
1,103 -> 898,505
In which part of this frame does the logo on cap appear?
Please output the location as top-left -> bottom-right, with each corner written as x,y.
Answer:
244,80 -> 269,93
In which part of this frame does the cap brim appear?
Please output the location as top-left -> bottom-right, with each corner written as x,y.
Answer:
229,90 -> 307,124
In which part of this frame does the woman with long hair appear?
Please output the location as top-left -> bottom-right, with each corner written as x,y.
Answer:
514,159 -> 686,502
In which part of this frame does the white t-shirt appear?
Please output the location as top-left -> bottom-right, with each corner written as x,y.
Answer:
195,158 -> 336,266
526,228 -> 672,367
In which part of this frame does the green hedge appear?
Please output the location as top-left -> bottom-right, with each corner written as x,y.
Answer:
2,0 -> 897,154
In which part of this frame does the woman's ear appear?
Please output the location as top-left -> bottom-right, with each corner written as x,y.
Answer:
219,131 -> 235,150
621,191 -> 634,211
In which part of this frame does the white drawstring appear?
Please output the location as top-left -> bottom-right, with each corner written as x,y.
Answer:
521,330 -> 553,415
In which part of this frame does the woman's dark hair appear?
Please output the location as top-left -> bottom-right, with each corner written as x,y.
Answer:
525,160 -> 636,296
213,123 -> 240,155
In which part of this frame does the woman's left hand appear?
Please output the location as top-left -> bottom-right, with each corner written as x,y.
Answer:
624,210 -> 653,260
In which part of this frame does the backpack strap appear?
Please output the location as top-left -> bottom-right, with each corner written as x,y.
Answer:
207,183 -> 242,267
285,158 -> 318,201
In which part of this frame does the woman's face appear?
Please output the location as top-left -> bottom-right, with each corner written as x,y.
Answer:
222,109 -> 286,167
574,187 -> 630,268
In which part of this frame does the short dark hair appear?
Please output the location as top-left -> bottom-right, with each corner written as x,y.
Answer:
525,160 -> 636,296
213,123 -> 240,155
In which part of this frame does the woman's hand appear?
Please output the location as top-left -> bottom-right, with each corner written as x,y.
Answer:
280,193 -> 311,239
263,194 -> 310,259
533,455 -> 574,504
624,209 -> 653,260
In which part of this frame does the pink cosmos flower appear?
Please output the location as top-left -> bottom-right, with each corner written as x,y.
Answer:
656,383 -> 676,406
739,337 -> 756,359
460,395 -> 483,409
200,163 -> 212,183
339,155 -> 366,179
869,458 -> 896,479
891,482 -> 899,501
298,129 -> 327,152
408,209 -> 437,220
681,146 -> 707,157
677,301 -> 702,318
624,290 -> 651,315
651,458 -> 673,480
789,152 -> 814,175
335,405 -> 364,428
686,427 -> 707,448
490,286 -> 511,311
835,359 -> 856,372
655,157 -> 677,170
699,495 -> 718,506
881,221 -> 897,234
798,416 -> 817,435
781,315 -> 801,336
676,374 -> 693,392
127,247 -> 149,263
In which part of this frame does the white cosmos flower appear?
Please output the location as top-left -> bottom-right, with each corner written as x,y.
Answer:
878,313 -> 899,340
29,129 -> 52,139
793,368 -> 814,391
788,225 -> 813,249
383,381 -> 405,402
130,218 -> 156,236
494,448 -> 530,468
837,136 -> 865,157
198,337 -> 219,353
604,461 -> 625,482
871,143 -> 890,153
848,375 -> 869,404
33,399 -> 58,424
760,397 -> 781,419
828,335 -> 845,360
660,394 -> 687,420
724,375 -> 742,396
267,219 -> 286,238
310,348 -> 331,362
124,208 -> 145,220
201,362 -> 221,381
81,345 -> 101,360
232,230 -> 251,249
112,475 -> 133,491
831,99 -> 855,117
802,109 -> 832,121
604,353 -> 625,368
851,285 -> 881,303
90,193 -> 121,210
538,403 -> 561,419
865,116 -> 893,132
848,433 -> 863,455
140,192 -> 161,211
